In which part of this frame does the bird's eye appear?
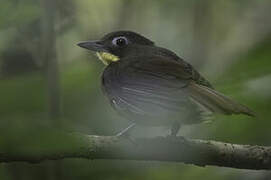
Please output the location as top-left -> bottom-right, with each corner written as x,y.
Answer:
112,37 -> 128,47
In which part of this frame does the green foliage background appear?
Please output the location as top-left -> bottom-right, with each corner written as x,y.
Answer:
0,0 -> 271,179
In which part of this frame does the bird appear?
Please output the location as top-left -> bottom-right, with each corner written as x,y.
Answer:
77,31 -> 254,136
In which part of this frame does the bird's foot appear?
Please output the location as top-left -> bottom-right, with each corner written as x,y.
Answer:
166,134 -> 187,144
170,121 -> 181,137
115,122 -> 136,137
115,123 -> 137,145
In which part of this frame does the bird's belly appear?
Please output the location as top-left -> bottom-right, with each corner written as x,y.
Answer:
112,97 -> 183,126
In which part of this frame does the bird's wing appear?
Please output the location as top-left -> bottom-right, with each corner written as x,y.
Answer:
155,47 -> 213,88
104,55 -> 254,125
183,62 -> 214,88
103,56 -> 203,124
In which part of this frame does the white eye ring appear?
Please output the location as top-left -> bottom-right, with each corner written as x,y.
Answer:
112,36 -> 128,47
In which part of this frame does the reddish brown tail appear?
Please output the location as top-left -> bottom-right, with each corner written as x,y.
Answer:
187,82 -> 255,116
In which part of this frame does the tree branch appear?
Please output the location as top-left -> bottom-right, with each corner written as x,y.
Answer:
0,133 -> 270,170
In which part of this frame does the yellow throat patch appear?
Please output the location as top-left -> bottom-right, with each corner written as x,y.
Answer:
96,52 -> 120,65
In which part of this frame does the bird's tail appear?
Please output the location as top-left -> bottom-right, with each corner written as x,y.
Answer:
187,82 -> 255,116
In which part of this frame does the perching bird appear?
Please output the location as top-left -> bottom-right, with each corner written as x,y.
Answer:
77,31 -> 254,136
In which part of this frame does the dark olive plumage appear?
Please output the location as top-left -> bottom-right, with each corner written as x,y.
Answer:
78,31 -> 254,136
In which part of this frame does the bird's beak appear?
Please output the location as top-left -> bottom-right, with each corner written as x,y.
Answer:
77,40 -> 119,65
77,40 -> 107,52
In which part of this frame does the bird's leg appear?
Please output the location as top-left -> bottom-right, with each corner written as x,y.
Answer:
169,122 -> 188,143
116,122 -> 136,137
170,121 -> 181,137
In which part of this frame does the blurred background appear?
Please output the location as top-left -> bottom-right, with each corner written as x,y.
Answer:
0,0 -> 271,179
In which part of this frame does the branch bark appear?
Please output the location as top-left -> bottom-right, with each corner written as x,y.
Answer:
0,133 -> 270,170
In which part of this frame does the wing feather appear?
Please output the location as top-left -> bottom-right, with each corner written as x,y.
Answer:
102,55 -> 254,126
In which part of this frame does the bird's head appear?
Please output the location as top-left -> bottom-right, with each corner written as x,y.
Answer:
77,31 -> 154,65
